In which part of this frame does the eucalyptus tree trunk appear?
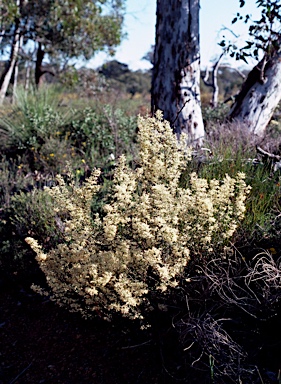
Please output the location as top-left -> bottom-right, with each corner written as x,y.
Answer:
151,0 -> 205,145
0,29 -> 5,46
25,62 -> 31,91
35,42 -> 45,87
0,0 -> 21,104
229,47 -> 281,137
35,42 -> 55,87
202,52 -> 225,108
12,35 -> 24,104
12,61 -> 19,105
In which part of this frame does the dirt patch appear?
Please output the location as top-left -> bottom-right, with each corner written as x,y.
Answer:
0,284 -> 175,384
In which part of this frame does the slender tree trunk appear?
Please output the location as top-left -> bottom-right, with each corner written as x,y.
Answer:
228,47 -> 281,137
12,62 -> 19,104
25,62 -> 31,91
0,29 -> 5,46
0,1 -> 21,104
35,42 -> 45,87
151,0 -> 204,144
35,42 -> 55,87
12,35 -> 23,104
202,52 -> 225,108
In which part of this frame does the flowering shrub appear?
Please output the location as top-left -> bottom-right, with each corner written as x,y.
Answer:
26,112 -> 250,321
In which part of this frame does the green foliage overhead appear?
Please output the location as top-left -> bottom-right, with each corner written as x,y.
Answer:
220,0 -> 281,62
0,0 -> 125,61
48,0 -> 125,59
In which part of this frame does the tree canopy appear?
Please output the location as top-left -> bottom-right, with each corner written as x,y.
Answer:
0,0 -> 125,91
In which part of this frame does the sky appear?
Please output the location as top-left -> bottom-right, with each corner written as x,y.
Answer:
86,0 -> 260,71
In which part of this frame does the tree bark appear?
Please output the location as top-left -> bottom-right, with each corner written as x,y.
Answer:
151,0 -> 205,145
0,29 -> 5,46
35,42 -> 55,87
12,60 -> 19,104
0,1 -> 21,104
12,35 -> 23,104
35,42 -> 45,87
25,62 -> 31,91
228,47 -> 281,137
202,52 -> 225,108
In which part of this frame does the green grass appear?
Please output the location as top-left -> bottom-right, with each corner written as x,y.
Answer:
179,127 -> 281,243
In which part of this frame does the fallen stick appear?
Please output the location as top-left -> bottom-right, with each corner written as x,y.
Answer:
9,362 -> 33,384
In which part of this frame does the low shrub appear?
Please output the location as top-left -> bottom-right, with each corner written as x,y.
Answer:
0,86 -> 67,152
193,122 -> 281,242
26,112 -> 250,322
62,105 -> 138,168
0,188 -> 62,283
0,87 -> 138,177
0,156 -> 35,207
202,103 -> 230,131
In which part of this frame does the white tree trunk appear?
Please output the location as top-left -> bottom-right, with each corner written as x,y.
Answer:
202,52 -> 225,108
0,0 -> 21,105
151,0 -> 204,145
25,62 -> 31,91
12,35 -> 23,104
0,29 -> 5,46
229,49 -> 281,137
12,61 -> 19,105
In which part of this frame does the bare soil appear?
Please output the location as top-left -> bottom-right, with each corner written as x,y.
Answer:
0,282 -> 175,384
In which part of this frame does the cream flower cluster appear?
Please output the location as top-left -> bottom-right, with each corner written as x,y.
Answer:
26,112 -> 250,321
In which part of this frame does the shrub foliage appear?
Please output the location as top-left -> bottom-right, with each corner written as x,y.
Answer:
26,112 -> 250,321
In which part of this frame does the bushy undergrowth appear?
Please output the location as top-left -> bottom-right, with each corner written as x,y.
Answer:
1,90 -> 281,382
202,102 -> 230,130
0,87 -> 139,283
0,86 -> 138,179
62,104 -> 137,168
0,86 -> 66,150
0,187 -> 62,282
26,112 -> 250,322
182,121 -> 281,243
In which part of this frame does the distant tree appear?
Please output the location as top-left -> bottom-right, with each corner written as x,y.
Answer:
227,0 -> 281,136
142,45 -> 154,66
201,52 -> 226,108
0,0 -> 22,103
201,51 -> 246,108
99,60 -> 151,97
0,0 -> 125,101
99,60 -> 130,78
151,0 -> 205,144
